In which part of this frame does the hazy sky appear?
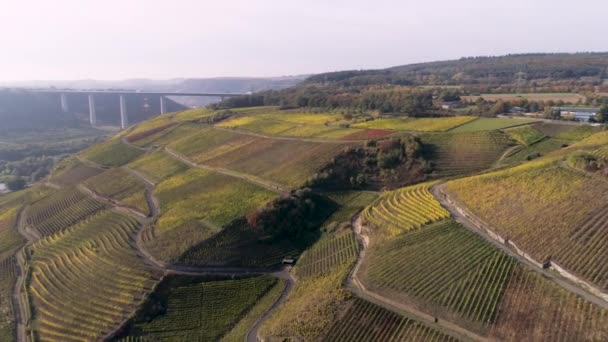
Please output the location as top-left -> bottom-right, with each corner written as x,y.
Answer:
1,0 -> 606,81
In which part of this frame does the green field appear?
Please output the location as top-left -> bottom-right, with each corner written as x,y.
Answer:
450,118 -> 537,132
81,138 -> 144,167
124,275 -> 281,341
145,168 -> 276,262
352,116 -> 477,132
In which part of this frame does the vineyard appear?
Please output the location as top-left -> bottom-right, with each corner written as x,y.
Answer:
260,263 -> 353,341
126,275 -> 279,341
81,138 -> 144,167
128,150 -> 189,183
500,138 -> 569,165
421,131 -> 514,177
130,123 -> 200,148
504,125 -> 545,146
49,158 -> 104,187
27,211 -> 159,341
362,219 -> 517,331
450,118 -> 537,132
0,206 -> 23,259
295,230 -> 358,278
0,256 -> 17,339
447,165 -> 608,292
490,265 -> 608,340
213,110 -> 383,139
533,122 -> 600,141
352,116 -> 477,132
204,139 -> 347,188
26,188 -> 106,237
84,168 -> 150,216
324,298 -> 459,341
146,168 -> 276,262
324,191 -> 378,230
177,222 -> 299,268
360,183 -> 449,235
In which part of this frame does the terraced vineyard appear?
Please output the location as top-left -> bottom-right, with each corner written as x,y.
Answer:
26,188 -> 106,237
0,256 -> 18,339
84,168 -> 150,216
296,230 -> 358,278
125,275 -> 279,341
324,298 -> 459,341
27,210 -> 159,341
361,183 -> 449,235
447,165 -> 608,292
422,131 -> 514,177
490,265 -> 608,340
129,123 -> 201,148
363,220 -> 517,331
128,150 -> 189,183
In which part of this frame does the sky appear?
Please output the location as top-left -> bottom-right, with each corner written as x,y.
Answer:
1,0 -> 606,81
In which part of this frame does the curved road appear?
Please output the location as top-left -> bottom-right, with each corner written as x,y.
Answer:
347,216 -> 486,342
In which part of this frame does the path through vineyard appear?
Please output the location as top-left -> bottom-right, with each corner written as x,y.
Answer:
430,183 -> 608,309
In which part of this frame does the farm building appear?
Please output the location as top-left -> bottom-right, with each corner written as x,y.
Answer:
556,107 -> 599,122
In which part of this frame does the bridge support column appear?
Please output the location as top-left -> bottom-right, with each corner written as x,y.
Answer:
119,95 -> 128,129
160,96 -> 167,114
60,93 -> 69,113
88,94 -> 97,126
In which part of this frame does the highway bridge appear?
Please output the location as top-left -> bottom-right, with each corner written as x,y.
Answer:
28,89 -> 246,129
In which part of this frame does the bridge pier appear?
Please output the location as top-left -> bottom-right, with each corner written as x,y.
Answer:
88,94 -> 96,126
160,96 -> 167,114
60,93 -> 69,113
119,95 -> 128,129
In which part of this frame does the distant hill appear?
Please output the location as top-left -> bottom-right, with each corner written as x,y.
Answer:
306,52 -> 608,86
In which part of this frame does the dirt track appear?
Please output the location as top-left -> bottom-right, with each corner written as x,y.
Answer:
346,216 -> 486,342
430,183 -> 608,309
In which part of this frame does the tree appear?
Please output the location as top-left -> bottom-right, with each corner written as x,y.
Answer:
596,104 -> 608,123
6,178 -> 26,191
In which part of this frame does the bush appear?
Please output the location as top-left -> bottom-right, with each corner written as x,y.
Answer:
567,151 -> 606,172
6,177 -> 26,191
246,188 -> 337,246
